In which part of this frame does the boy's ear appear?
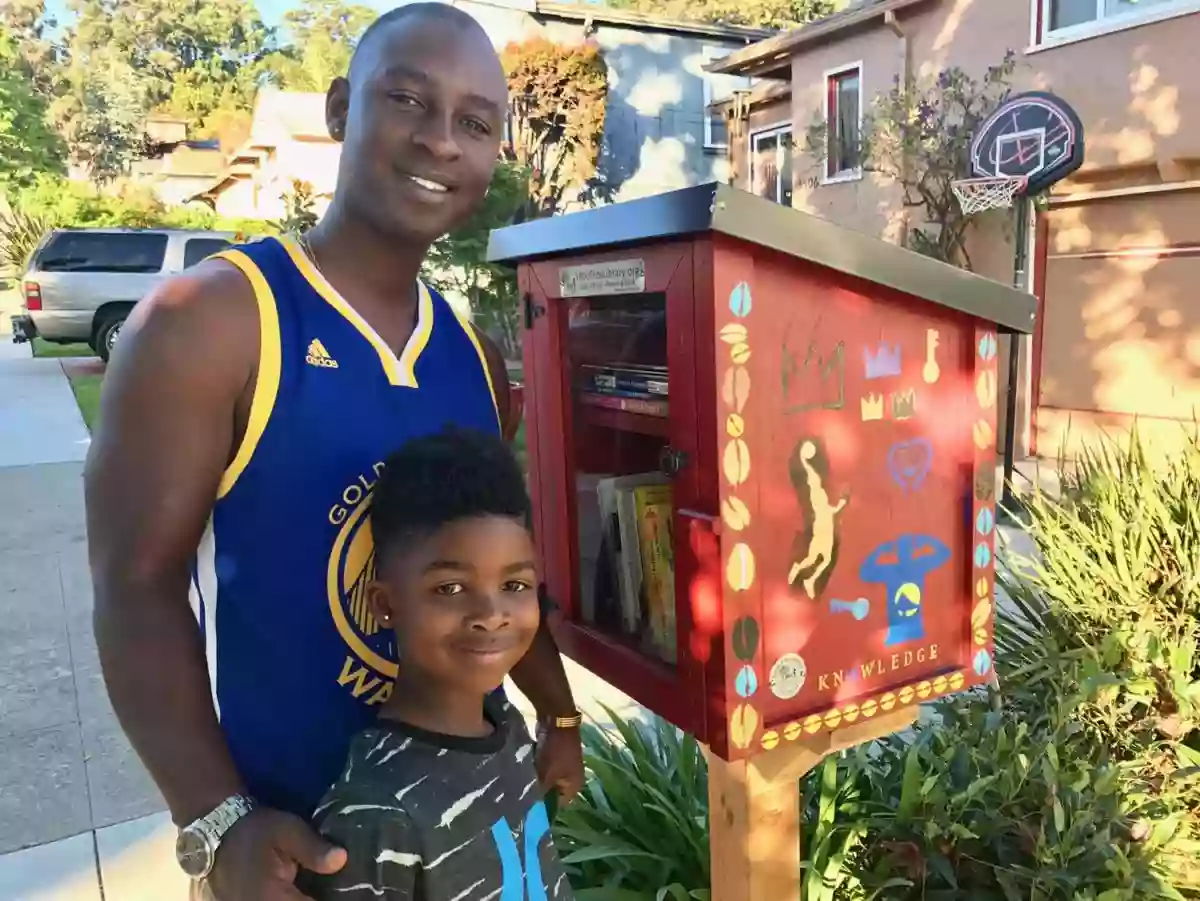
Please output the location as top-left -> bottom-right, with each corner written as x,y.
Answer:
367,580 -> 398,629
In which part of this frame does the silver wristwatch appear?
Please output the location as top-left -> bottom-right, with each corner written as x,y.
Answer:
175,794 -> 256,880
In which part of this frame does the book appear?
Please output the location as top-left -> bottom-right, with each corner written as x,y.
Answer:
596,472 -> 669,637
581,392 -> 669,418
633,483 -> 676,663
579,364 -> 669,399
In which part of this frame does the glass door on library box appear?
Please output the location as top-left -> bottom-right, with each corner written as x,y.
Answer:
520,242 -> 708,734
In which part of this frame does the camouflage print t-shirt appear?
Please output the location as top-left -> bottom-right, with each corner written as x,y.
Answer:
302,697 -> 574,901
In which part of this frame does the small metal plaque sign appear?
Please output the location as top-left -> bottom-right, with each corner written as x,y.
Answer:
559,259 -> 646,297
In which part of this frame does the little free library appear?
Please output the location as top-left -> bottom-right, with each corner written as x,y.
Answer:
488,182 -> 1036,900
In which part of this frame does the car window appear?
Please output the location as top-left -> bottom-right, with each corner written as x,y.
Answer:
37,232 -> 169,274
183,238 -> 231,269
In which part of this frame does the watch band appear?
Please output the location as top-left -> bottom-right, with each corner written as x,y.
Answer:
177,794 -> 256,880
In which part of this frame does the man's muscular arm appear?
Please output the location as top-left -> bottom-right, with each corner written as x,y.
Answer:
87,262 -> 256,825
86,262 -> 344,899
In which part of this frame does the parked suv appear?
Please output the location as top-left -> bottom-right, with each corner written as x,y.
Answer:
10,228 -> 237,361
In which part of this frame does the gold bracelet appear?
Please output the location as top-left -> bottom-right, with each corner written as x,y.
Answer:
548,711 -> 583,729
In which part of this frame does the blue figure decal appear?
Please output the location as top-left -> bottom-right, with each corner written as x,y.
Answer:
490,800 -> 551,901
859,535 -> 951,647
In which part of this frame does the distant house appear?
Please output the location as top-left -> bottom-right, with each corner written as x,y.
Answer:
451,0 -> 773,202
192,1 -> 772,220
190,90 -> 337,221
132,115 -> 226,206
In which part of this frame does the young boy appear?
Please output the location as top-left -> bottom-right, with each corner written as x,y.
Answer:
302,427 -> 575,901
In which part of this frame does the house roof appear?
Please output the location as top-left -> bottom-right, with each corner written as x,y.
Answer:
247,88 -> 331,148
532,2 -> 777,42
705,0 -> 936,79
711,78 -> 791,114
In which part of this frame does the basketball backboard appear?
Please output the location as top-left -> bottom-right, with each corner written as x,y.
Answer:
969,91 -> 1085,195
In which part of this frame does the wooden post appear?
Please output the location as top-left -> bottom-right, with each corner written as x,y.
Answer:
707,707 -> 918,901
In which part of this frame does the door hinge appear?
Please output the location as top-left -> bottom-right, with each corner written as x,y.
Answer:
523,293 -> 545,330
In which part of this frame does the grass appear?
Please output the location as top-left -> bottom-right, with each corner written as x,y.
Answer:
33,337 -> 95,358
69,373 -> 103,431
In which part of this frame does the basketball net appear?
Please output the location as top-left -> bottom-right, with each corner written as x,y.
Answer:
951,175 -> 1029,216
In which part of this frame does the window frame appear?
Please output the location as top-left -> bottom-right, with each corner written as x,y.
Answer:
748,122 -> 794,206
702,46 -> 732,151
36,231 -> 169,274
183,237 -> 232,270
1033,0 -> 1200,47
822,62 -> 864,186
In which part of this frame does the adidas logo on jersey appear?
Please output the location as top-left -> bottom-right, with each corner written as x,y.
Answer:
305,339 -> 339,369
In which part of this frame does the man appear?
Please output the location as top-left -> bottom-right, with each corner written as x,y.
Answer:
84,6 -> 584,900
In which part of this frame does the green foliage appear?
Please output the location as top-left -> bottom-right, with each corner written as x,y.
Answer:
502,37 -> 608,221
267,0 -> 377,92
51,0 -> 273,174
803,52 -> 1018,270
605,0 -> 838,29
10,174 -> 269,236
0,206 -> 52,272
270,179 -> 321,236
423,163 -> 529,358
0,27 -> 66,191
997,426 -> 1200,764
553,709 -> 710,901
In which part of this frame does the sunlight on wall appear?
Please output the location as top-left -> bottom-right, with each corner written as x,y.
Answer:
614,137 -> 691,200
625,69 -> 684,117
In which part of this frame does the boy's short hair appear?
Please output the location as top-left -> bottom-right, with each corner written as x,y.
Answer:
371,426 -> 531,563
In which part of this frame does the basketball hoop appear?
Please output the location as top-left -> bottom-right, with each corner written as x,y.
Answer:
951,175 -> 1029,216
951,175 -> 1028,216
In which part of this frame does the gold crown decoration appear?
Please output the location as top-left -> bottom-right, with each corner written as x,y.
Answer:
860,393 -> 884,421
782,338 -> 846,414
891,389 -> 915,420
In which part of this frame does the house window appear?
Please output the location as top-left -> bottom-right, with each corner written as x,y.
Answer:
702,46 -> 735,150
750,125 -> 793,207
824,64 -> 862,182
1039,0 -> 1196,41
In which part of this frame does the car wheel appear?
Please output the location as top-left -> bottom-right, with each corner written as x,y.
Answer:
95,313 -> 126,363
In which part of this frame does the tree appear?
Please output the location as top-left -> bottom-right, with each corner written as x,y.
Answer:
502,37 -> 608,222
52,0 -> 273,172
0,27 -> 67,192
423,163 -> 530,358
268,0 -> 377,92
605,0 -> 838,29
271,179 -> 321,235
803,52 -> 1018,270
0,0 -> 61,96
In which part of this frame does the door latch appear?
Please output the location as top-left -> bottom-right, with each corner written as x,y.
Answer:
522,293 -> 545,330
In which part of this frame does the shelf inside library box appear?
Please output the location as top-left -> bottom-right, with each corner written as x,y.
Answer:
578,403 -> 671,437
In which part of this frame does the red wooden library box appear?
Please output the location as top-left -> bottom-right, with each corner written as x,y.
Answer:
487,184 -> 1036,762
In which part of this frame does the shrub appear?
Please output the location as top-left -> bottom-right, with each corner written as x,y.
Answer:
553,710 -> 710,901
0,207 -> 52,272
997,427 -> 1200,760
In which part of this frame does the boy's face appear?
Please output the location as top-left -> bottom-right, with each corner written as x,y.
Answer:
369,515 -> 539,695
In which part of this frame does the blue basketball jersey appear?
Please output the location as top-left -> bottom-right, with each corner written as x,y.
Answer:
190,236 -> 501,817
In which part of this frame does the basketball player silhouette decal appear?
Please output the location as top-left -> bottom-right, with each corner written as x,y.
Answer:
787,438 -> 848,599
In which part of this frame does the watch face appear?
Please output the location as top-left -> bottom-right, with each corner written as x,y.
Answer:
176,828 -> 213,879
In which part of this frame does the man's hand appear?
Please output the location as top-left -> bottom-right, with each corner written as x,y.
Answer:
535,724 -> 585,803
205,809 -> 346,901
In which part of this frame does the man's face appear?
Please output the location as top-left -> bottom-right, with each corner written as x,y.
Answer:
331,16 -> 507,244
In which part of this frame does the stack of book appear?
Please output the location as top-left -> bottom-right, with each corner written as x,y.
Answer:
589,473 -> 677,664
579,363 -> 668,418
